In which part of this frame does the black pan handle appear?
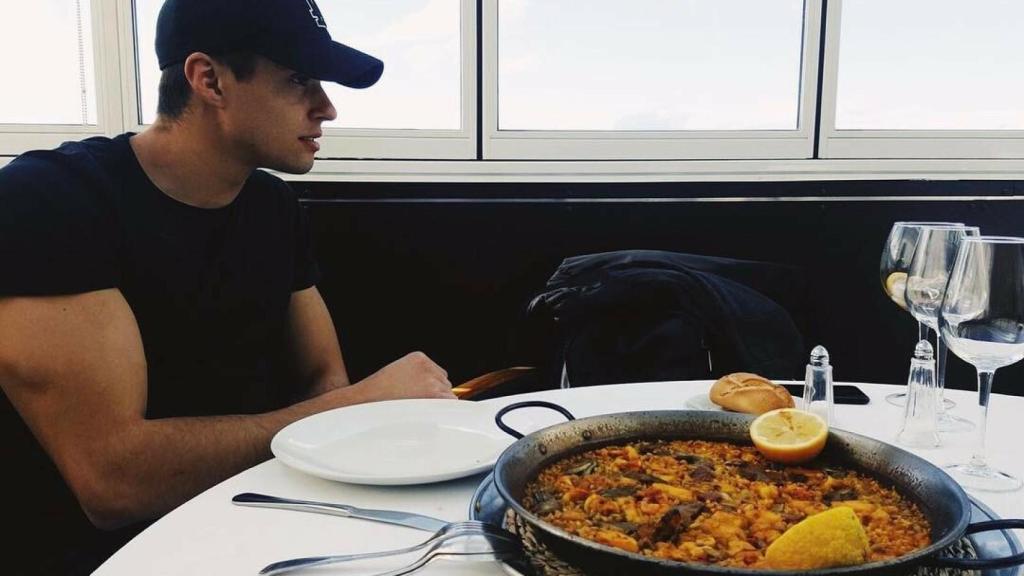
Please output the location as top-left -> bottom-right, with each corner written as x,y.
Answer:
494,400 -> 576,439
926,519 -> 1024,569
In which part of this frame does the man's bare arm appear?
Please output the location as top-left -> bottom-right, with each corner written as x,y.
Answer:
0,289 -> 453,530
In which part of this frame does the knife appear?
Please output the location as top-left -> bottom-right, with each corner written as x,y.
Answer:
231,492 -> 449,532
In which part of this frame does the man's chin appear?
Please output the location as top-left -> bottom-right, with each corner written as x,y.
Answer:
264,157 -> 315,175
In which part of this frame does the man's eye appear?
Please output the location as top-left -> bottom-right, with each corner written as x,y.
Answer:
290,74 -> 311,86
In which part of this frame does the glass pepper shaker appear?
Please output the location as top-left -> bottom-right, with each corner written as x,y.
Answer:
803,345 -> 834,425
896,340 -> 941,448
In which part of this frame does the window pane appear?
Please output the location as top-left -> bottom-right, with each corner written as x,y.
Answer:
0,1 -> 97,125
836,0 -> 1024,130
135,0 -> 162,126
135,0 -> 462,130
498,0 -> 804,131
321,0 -> 462,130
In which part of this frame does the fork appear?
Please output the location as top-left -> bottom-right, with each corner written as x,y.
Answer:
364,544 -> 522,576
259,524 -> 520,575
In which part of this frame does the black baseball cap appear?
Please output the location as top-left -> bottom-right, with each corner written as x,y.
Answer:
155,0 -> 383,89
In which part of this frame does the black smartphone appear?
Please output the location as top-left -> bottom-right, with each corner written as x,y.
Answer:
782,383 -> 870,405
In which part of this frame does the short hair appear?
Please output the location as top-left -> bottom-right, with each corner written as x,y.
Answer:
156,52 -> 258,120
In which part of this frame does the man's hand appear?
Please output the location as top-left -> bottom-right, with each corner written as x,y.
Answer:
347,352 -> 456,401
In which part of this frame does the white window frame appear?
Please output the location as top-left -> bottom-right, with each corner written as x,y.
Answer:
7,0 -> 1024,179
818,0 -> 1024,159
0,0 -> 125,154
117,0 -> 146,135
482,0 -> 822,160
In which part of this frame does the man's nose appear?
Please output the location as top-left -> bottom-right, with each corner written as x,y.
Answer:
312,84 -> 337,122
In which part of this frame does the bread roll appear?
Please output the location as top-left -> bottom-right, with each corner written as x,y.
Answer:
709,372 -> 794,414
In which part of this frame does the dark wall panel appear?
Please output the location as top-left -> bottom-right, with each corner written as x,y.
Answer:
300,180 -> 1024,396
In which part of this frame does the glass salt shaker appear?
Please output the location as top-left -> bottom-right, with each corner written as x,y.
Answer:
803,345 -> 834,425
896,340 -> 941,448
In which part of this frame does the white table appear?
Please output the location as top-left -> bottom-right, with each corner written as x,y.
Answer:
95,381 -> 1024,575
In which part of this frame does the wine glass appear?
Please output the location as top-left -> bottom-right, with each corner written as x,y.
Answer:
879,221 -> 967,407
905,225 -> 979,432
940,236 -> 1024,492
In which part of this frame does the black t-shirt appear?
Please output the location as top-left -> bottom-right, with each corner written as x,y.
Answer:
0,134 -> 320,574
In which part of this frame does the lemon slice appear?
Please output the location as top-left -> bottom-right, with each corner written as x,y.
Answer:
765,506 -> 870,569
749,408 -> 828,464
885,271 -> 908,310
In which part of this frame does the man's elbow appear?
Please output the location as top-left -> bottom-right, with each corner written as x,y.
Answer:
64,458 -> 147,530
82,497 -> 141,531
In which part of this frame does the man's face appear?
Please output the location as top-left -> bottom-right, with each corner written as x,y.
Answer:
219,56 -> 337,174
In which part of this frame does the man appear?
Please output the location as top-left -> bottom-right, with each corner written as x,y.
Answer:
0,0 -> 454,573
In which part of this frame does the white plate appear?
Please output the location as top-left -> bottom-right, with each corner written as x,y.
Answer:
683,393 -> 725,411
271,399 -> 514,485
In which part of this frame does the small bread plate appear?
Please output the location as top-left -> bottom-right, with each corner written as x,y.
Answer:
272,399 -> 514,485
684,393 -> 723,411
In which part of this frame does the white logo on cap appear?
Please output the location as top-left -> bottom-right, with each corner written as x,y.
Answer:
305,0 -> 327,28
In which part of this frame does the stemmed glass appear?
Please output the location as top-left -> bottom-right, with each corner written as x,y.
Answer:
905,225 -> 979,432
940,236 -> 1024,492
879,221 -> 967,407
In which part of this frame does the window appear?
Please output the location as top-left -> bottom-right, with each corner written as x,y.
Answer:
133,0 -> 162,127
3,0 -> 1024,176
820,0 -> 1024,158
485,0 -> 819,159
836,0 -> 1024,130
0,0 -> 124,155
0,2 -> 97,126
497,0 -> 803,131
320,0 -> 463,131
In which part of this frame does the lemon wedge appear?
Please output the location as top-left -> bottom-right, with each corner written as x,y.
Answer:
749,408 -> 828,464
885,271 -> 909,310
765,506 -> 870,569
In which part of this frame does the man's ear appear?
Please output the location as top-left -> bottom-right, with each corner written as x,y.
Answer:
183,52 -> 225,108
